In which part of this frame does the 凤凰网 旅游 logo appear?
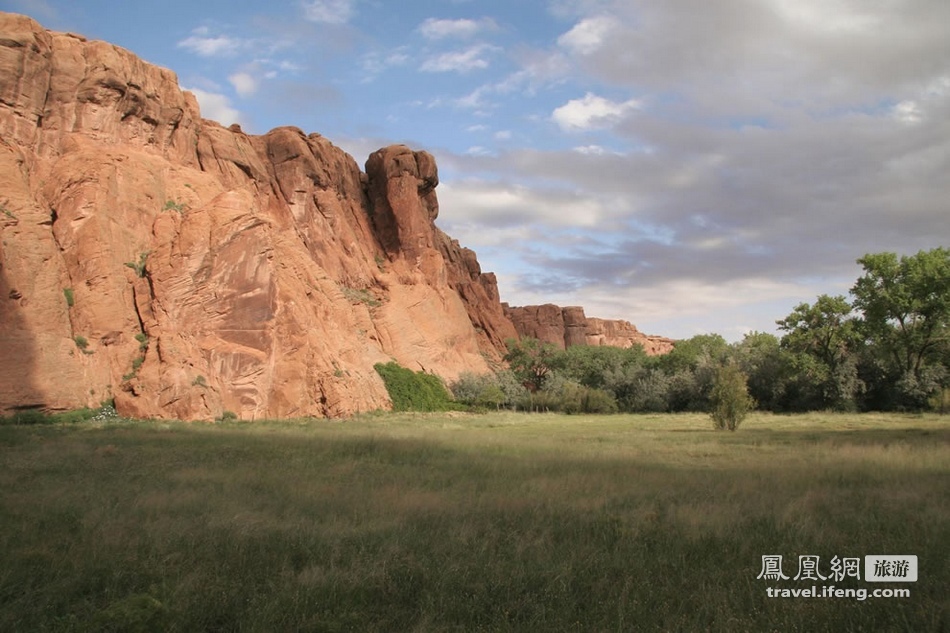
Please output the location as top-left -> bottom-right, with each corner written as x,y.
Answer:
757,554 -> 917,583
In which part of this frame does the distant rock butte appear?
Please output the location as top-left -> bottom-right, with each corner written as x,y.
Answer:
504,304 -> 675,356
0,12 -> 671,419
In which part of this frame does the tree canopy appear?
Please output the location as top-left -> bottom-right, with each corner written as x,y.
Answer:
851,248 -> 950,378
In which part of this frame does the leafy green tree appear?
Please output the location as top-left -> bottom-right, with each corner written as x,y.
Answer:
709,363 -> 755,431
450,372 -> 494,405
549,344 -> 647,390
777,295 -> 858,369
733,332 -> 795,411
504,337 -> 559,392
659,334 -> 730,375
776,296 -> 863,410
851,248 -> 950,380
495,369 -> 529,410
476,384 -> 507,410
657,335 -> 730,411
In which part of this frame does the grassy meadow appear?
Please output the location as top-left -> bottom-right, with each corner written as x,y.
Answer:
1,411 -> 947,631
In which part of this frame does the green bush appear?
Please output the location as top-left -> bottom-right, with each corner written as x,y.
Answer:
476,384 -> 507,410
709,363 -> 755,431
51,407 -> 98,424
556,381 -> 618,415
579,386 -> 619,414
374,362 -> 456,412
63,288 -> 75,307
73,335 -> 89,350
5,409 -> 52,425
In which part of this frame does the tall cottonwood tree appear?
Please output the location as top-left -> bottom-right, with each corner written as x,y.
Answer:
776,294 -> 863,410
776,295 -> 858,370
851,248 -> 950,379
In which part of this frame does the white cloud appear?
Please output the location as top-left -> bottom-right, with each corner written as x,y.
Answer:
276,60 -> 304,72
768,0 -> 883,34
573,145 -> 607,155
453,86 -> 493,111
360,49 -> 410,79
301,0 -> 356,24
185,87 -> 243,126
418,17 -> 495,40
551,92 -> 641,131
557,14 -> 619,55
892,100 -> 922,124
228,72 -> 259,98
177,32 -> 245,57
494,130 -> 512,140
420,44 -> 498,73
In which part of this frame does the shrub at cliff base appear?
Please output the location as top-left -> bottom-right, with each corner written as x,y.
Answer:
374,362 -> 458,412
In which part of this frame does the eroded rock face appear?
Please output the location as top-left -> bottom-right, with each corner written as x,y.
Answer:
0,12 -> 667,420
0,12 -> 512,419
504,304 -> 675,355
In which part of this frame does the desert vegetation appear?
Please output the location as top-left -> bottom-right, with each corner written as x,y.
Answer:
0,411 -> 946,631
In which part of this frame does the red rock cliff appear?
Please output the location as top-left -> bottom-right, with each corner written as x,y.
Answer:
0,12 -> 517,419
504,304 -> 674,356
0,13 -> 670,420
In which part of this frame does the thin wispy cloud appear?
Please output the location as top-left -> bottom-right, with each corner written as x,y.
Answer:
419,44 -> 499,73
300,0 -> 356,24
418,17 -> 496,40
177,29 -> 246,57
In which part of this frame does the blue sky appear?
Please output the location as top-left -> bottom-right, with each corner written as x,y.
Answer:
4,0 -> 949,340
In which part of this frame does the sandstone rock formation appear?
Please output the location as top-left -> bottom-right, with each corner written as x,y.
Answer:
0,12 -> 517,420
0,12 -> 668,420
504,304 -> 675,356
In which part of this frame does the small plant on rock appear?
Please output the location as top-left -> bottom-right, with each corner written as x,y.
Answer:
163,199 -> 185,213
124,252 -> 149,278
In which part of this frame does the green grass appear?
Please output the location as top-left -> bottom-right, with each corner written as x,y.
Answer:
0,412 -> 947,631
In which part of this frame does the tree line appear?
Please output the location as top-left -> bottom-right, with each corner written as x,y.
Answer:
450,248 -> 950,414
